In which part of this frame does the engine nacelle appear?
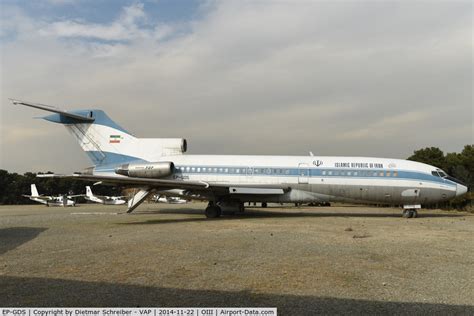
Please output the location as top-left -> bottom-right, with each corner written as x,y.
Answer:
115,162 -> 174,178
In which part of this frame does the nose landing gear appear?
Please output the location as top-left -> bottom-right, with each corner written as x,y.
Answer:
402,209 -> 418,218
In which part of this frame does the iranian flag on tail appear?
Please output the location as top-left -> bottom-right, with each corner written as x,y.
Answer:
109,135 -> 122,143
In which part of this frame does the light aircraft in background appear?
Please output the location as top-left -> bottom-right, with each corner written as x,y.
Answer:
12,99 -> 468,219
23,184 -> 77,207
84,186 -> 126,205
153,194 -> 188,204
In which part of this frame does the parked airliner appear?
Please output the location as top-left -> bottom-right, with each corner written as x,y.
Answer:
12,99 -> 468,218
23,184 -> 77,207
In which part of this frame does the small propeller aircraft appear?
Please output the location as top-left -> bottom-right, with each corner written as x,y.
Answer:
84,186 -> 126,205
23,184 -> 77,207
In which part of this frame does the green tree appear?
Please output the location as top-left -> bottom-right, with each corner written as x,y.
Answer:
408,147 -> 446,169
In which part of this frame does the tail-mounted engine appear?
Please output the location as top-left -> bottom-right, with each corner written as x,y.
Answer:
115,162 -> 174,178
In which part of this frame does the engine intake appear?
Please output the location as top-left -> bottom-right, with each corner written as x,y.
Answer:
115,162 -> 174,178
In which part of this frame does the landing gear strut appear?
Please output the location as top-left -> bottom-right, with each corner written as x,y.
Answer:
402,209 -> 418,218
205,202 -> 222,218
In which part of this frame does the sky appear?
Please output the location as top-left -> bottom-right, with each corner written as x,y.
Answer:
0,0 -> 472,173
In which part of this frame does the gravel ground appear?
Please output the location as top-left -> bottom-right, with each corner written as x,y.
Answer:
0,203 -> 473,314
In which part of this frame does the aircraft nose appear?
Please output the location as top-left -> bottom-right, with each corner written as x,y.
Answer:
456,184 -> 468,197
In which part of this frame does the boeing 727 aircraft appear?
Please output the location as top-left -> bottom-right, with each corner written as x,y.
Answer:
12,99 -> 468,218
85,186 -> 126,205
23,184 -> 77,207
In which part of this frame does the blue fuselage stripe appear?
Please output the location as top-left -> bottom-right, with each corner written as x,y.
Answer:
172,165 -> 456,187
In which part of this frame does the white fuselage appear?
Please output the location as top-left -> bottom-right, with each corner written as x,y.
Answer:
30,196 -> 76,207
97,154 -> 462,206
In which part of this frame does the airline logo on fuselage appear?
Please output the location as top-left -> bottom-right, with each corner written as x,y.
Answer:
312,160 -> 323,167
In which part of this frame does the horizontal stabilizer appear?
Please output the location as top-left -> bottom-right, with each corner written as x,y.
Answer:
10,99 -> 95,122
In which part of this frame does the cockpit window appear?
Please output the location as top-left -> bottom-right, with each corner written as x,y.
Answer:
431,171 -> 440,177
436,169 -> 447,177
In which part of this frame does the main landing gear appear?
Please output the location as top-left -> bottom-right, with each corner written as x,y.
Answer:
205,201 -> 246,218
205,202 -> 222,218
402,209 -> 418,218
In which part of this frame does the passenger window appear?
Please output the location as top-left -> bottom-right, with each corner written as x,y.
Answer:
393,171 -> 398,177
322,171 -> 326,175
285,169 -> 290,175
328,171 -> 333,175
386,171 -> 391,177
347,171 -> 351,176
379,172 -> 384,177
224,168 -> 228,173
197,168 -> 201,172
353,171 -> 358,176
191,167 -> 195,172
213,168 -> 217,172
186,167 -> 190,172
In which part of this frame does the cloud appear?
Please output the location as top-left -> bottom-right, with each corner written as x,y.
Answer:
38,3 -> 173,43
0,1 -> 472,172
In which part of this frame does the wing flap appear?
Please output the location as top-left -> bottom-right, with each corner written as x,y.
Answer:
228,187 -> 284,194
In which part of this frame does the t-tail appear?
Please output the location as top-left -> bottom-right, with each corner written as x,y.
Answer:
10,99 -> 187,170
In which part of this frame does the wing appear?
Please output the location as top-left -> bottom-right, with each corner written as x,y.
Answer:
23,194 -> 52,201
38,173 -> 289,193
68,194 -> 85,198
38,173 -> 289,213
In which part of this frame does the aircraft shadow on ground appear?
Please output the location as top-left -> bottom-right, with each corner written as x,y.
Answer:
0,227 -> 48,255
0,276 -> 472,314
123,208 -> 466,225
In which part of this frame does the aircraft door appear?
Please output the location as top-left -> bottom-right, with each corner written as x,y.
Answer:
298,163 -> 309,184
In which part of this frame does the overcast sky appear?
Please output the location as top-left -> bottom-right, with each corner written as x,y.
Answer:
0,0 -> 472,173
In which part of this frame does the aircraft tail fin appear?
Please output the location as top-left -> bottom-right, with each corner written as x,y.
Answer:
31,184 -> 39,197
11,99 -> 187,167
86,186 -> 93,197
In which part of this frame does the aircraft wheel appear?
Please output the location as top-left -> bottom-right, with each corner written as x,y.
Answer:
205,205 -> 222,218
402,209 -> 411,218
410,210 -> 418,218
239,202 -> 245,213
262,202 -> 267,208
